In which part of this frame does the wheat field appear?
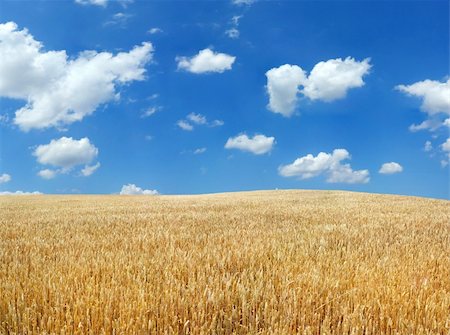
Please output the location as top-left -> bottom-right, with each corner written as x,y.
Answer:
0,190 -> 449,334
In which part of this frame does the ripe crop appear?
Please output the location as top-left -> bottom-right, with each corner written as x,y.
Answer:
1,190 -> 449,334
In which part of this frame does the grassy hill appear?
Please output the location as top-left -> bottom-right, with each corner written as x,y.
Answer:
1,190 -> 449,334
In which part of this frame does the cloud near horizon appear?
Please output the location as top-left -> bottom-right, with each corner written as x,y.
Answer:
120,183 -> 159,195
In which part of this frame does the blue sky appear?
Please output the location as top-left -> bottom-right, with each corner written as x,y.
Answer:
0,0 -> 449,198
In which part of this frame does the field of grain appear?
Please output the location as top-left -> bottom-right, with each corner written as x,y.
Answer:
0,190 -> 449,334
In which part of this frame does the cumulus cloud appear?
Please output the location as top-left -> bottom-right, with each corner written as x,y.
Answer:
379,162 -> 403,174
38,169 -> 57,180
0,22 -> 153,131
424,141 -> 433,152
0,173 -> 11,184
266,57 -> 371,117
0,190 -> 42,195
397,79 -> 450,116
34,137 -> 100,178
225,134 -> 275,155
81,162 -> 101,176
120,183 -> 158,195
266,65 -> 306,117
279,149 -> 369,184
397,79 -> 450,133
176,48 -> 236,74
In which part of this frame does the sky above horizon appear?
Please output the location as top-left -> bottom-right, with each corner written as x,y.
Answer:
0,0 -> 449,199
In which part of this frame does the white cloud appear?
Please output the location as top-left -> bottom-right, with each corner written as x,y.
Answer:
444,118 -> 450,127
266,57 -> 371,117
210,119 -> 224,127
0,173 -> 11,184
0,22 -> 153,131
0,190 -> 42,195
379,162 -> 403,175
176,48 -> 236,74
225,134 -> 275,155
225,28 -> 240,39
81,162 -> 101,176
194,147 -> 207,154
104,12 -> 133,27
75,0 -> 108,6
266,64 -> 306,117
397,79 -> 450,116
409,119 -> 443,132
177,120 -> 194,131
141,106 -> 160,118
441,138 -> 450,158
34,137 -> 99,178
178,113 -> 223,131
397,79 -> 450,134
38,169 -> 57,179
232,0 -> 256,5
148,27 -> 163,34
187,113 -> 207,125
120,183 -> 158,195
225,15 -> 242,39
302,57 -> 371,101
424,140 -> 433,152
279,149 -> 369,184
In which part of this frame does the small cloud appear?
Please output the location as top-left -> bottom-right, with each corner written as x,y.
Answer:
225,28 -> 240,39
0,114 -> 9,124
145,135 -> 153,141
424,141 -> 433,152
178,113 -> 223,131
177,120 -> 194,131
104,12 -> 133,27
148,27 -> 163,34
225,134 -> 275,155
232,0 -> 256,5
187,113 -> 207,125
379,162 -> 403,175
120,183 -> 158,195
176,48 -> 236,74
38,169 -> 58,179
210,119 -> 225,127
81,162 -> 101,177
194,147 -> 207,154
0,173 -> 11,184
75,0 -> 108,7
141,106 -> 161,118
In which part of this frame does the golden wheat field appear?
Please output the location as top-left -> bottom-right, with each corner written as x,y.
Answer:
0,190 -> 449,334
